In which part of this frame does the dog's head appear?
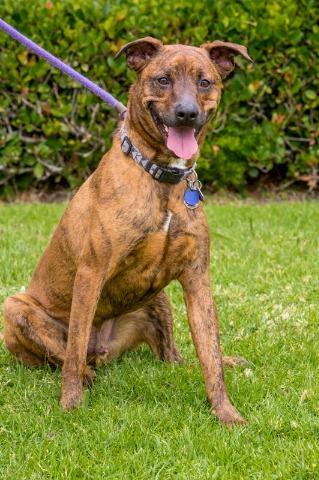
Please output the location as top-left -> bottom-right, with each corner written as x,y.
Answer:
116,37 -> 252,160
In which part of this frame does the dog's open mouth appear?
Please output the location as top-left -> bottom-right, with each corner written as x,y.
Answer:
150,106 -> 199,160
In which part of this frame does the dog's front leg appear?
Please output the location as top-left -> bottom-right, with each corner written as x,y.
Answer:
180,271 -> 245,426
60,263 -> 105,410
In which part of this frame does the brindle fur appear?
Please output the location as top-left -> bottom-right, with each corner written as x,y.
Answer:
3,38 -> 252,425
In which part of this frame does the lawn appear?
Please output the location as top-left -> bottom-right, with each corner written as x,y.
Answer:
0,200 -> 319,479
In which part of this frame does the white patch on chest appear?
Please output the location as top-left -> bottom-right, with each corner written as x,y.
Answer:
169,158 -> 188,168
162,210 -> 173,232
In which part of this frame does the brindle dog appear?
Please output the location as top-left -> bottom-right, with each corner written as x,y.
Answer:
3,37 -> 252,425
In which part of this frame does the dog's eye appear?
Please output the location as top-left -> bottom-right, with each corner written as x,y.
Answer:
199,79 -> 211,89
157,76 -> 170,86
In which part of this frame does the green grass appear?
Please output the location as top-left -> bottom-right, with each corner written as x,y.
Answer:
0,200 -> 319,479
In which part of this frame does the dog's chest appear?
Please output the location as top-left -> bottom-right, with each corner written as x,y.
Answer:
97,210 -> 197,317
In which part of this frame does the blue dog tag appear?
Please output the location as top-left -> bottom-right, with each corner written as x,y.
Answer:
184,188 -> 201,209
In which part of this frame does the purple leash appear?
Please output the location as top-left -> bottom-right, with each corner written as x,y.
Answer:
0,18 -> 127,117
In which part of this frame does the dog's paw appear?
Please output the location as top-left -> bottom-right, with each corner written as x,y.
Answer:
222,356 -> 248,368
60,377 -> 84,410
161,347 -> 184,364
212,399 -> 246,427
60,388 -> 83,411
95,347 -> 110,367
172,348 -> 184,364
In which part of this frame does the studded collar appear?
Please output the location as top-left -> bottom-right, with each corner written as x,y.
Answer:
120,127 -> 194,185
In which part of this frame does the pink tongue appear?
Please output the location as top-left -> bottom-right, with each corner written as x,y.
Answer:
167,127 -> 198,160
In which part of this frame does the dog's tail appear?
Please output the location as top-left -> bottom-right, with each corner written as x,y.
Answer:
0,331 -> 4,342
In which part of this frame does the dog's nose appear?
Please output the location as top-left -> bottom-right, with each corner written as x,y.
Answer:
175,102 -> 199,126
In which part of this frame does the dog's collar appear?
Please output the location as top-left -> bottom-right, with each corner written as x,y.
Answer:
120,127 -> 194,184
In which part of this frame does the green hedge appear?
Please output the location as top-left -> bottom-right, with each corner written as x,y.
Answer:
0,0 -> 318,196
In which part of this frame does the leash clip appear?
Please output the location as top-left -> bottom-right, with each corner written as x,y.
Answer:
184,171 -> 204,209
187,171 -> 204,200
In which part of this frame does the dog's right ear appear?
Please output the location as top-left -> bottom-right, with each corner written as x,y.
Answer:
115,37 -> 163,73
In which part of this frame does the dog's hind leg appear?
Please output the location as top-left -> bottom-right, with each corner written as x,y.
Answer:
95,291 -> 182,366
3,293 -> 67,366
3,293 -> 96,384
2,318 -> 43,367
95,314 -> 147,366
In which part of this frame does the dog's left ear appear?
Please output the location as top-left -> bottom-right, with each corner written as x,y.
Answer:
115,37 -> 163,73
200,41 -> 253,79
